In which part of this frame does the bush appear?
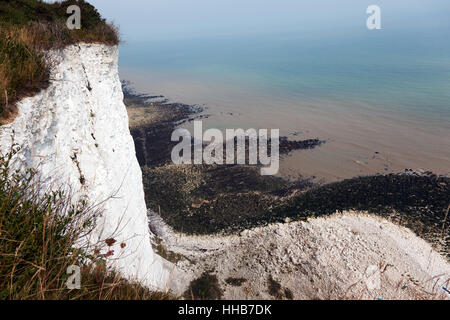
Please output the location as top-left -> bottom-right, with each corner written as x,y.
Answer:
0,149 -> 171,300
0,0 -> 120,122
184,272 -> 223,300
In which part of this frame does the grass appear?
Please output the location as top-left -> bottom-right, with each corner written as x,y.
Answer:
0,149 -> 171,300
0,0 -> 119,123
184,272 -> 223,300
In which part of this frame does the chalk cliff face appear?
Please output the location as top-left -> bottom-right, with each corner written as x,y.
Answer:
0,44 -> 171,290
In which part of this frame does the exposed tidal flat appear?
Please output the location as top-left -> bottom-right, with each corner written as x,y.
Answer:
123,79 -> 449,299
123,83 -> 449,261
121,71 -> 450,183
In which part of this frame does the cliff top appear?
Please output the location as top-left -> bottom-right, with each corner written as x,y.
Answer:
0,0 -> 119,123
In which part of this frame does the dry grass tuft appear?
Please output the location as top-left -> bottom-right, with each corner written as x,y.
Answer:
0,0 -> 120,123
0,148 -> 172,300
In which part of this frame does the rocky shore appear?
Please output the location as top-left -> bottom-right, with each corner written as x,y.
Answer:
123,83 -> 449,299
148,210 -> 450,300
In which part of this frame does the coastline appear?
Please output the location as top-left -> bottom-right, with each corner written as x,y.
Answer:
123,82 -> 449,300
123,82 -> 449,257
121,68 -> 450,183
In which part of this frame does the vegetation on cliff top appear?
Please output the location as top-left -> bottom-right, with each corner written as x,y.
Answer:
0,0 -> 119,123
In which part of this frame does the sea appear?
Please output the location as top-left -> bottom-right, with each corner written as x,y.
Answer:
119,24 -> 450,181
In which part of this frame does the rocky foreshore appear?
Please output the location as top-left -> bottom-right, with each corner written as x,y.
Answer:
123,83 -> 449,299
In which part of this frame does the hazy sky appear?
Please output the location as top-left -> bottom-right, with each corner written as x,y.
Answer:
49,1 -> 450,41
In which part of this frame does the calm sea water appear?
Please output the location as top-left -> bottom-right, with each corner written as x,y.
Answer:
119,27 -> 450,180
120,28 -> 450,123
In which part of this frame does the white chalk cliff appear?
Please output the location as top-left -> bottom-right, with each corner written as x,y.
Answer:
0,44 -> 172,290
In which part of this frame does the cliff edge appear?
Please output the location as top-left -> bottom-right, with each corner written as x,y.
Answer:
0,43 -> 172,290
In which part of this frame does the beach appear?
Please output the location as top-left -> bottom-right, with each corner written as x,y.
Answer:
123,71 -> 450,300
121,69 -> 450,183
120,23 -> 450,299
123,83 -> 449,250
